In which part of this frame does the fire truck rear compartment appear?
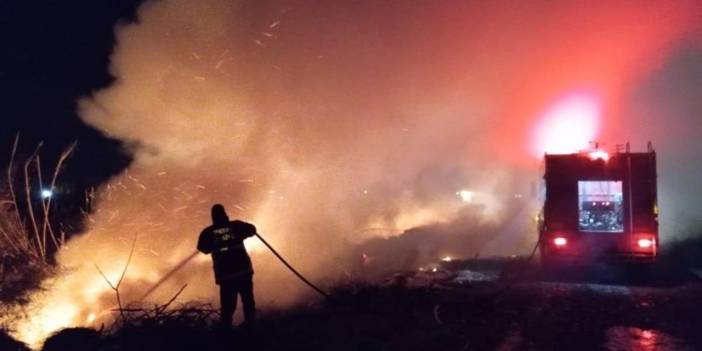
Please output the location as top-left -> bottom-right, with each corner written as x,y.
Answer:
540,145 -> 658,264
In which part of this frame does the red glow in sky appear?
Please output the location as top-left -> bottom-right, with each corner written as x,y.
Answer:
469,1 -> 702,164
531,93 -> 601,156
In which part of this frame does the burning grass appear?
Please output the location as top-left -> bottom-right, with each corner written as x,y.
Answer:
2,283 -> 463,351
2,257 -> 532,350
0,179 -> 53,306
0,136 -> 78,345
1,135 -> 76,292
4,255 -> 702,350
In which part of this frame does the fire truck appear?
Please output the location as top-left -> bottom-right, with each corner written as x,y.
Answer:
539,143 -> 659,263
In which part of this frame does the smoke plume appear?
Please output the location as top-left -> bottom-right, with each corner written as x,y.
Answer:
10,0 -> 702,345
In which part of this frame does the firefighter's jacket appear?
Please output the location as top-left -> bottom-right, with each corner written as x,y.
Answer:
197,220 -> 256,284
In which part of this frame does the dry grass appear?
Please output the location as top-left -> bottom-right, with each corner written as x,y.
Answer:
0,134 -> 75,304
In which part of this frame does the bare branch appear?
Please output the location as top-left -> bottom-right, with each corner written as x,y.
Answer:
41,141 -> 77,251
0,226 -> 20,254
157,284 -> 188,313
94,232 -> 138,324
34,155 -> 52,253
116,233 -> 138,290
94,263 -> 117,290
23,142 -> 44,259
7,134 -> 23,233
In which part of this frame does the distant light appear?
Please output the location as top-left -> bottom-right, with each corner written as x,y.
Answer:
441,256 -> 452,262
41,189 -> 53,199
638,238 -> 654,249
457,190 -> 473,203
554,237 -> 567,247
589,150 -> 609,161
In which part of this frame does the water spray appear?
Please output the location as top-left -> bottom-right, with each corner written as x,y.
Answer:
138,251 -> 199,302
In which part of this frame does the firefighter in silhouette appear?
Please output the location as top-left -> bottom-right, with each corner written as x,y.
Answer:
197,204 -> 256,328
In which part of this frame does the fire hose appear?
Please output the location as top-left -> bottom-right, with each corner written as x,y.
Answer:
254,233 -> 330,298
138,232 -> 328,302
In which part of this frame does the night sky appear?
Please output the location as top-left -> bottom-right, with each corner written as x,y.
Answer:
1,0 -> 142,192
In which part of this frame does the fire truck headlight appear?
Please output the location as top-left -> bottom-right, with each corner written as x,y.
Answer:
554,237 -> 568,247
637,238 -> 654,249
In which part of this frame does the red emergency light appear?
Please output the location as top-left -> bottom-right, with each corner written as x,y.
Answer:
553,237 -> 568,247
637,238 -> 654,249
589,150 -> 609,161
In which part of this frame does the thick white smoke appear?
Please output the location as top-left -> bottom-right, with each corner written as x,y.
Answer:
6,3 -> 518,344
11,0 -> 702,346
74,0 -> 522,305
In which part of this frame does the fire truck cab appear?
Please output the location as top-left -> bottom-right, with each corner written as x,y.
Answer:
539,143 -> 658,263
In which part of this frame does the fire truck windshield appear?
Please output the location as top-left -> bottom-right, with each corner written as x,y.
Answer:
578,181 -> 624,233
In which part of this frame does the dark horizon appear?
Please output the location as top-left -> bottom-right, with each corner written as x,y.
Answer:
1,1 -> 144,231
1,0 -> 142,186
